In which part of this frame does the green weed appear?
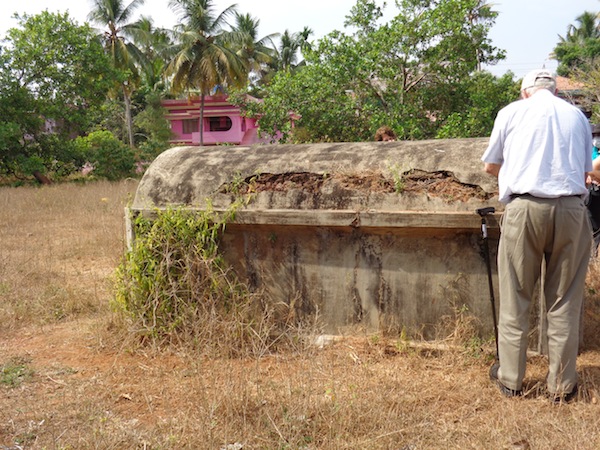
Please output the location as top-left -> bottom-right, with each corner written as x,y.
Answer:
1,357 -> 33,387
388,163 -> 408,193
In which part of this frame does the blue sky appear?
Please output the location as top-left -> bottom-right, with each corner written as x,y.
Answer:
2,0 -> 599,79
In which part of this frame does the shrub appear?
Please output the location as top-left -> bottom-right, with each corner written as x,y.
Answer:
113,205 -> 284,357
74,130 -> 135,180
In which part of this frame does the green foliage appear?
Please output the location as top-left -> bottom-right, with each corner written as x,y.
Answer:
74,131 -> 135,180
554,11 -> 600,77
17,155 -> 46,177
114,205 -> 283,355
388,164 -> 407,193
165,0 -> 249,145
166,0 -> 247,95
0,11 -> 117,181
237,0 -> 507,143
3,11 -> 115,135
226,12 -> 279,92
0,122 -> 24,162
133,92 -> 173,161
90,98 -> 129,143
87,0 -> 163,147
115,207 -> 225,337
436,71 -> 520,138
270,27 -> 313,74
248,58 -> 373,143
0,52 -> 42,178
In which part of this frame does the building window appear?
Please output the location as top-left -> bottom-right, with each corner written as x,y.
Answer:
182,119 -> 199,134
208,116 -> 232,132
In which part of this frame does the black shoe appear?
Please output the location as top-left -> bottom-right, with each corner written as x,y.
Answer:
489,362 -> 522,397
550,384 -> 578,405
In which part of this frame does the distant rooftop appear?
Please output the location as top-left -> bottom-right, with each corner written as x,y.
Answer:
556,76 -> 584,92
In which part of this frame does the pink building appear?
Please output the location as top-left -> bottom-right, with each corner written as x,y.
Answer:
162,95 -> 266,146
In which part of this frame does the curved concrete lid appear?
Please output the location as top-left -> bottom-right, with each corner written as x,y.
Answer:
132,138 -> 499,212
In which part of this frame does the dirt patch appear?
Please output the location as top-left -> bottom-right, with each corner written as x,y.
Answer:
221,170 -> 493,202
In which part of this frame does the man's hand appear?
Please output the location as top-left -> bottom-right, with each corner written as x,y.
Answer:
588,171 -> 600,184
484,163 -> 501,178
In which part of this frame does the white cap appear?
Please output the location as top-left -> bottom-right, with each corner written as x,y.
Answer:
521,69 -> 556,91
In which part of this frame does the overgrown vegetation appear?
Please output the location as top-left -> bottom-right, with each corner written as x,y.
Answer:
113,205 -> 298,356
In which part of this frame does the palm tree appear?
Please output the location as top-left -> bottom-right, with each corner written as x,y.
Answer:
466,1 -> 499,71
554,11 -> 600,76
272,27 -> 313,73
166,0 -> 247,145
227,12 -> 278,89
88,0 -> 147,147
563,11 -> 600,43
130,16 -> 173,93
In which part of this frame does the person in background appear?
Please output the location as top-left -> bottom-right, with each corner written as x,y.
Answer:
592,124 -> 600,160
374,126 -> 397,142
587,124 -> 600,254
481,69 -> 592,403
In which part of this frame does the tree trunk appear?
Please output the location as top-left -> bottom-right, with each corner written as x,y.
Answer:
32,171 -> 52,185
123,86 -> 135,148
199,93 -> 205,146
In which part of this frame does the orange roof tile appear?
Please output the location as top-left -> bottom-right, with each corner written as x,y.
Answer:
556,76 -> 584,91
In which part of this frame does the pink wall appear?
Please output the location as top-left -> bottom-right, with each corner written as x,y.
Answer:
162,95 -> 263,146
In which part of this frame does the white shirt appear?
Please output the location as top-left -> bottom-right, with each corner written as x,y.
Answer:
481,89 -> 592,203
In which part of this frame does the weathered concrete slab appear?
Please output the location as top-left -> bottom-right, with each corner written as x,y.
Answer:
133,138 -> 501,212
131,139 -> 505,339
219,222 -> 496,338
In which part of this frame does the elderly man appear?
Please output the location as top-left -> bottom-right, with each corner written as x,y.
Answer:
481,69 -> 592,403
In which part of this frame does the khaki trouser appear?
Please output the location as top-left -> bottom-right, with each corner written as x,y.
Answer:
496,195 -> 591,394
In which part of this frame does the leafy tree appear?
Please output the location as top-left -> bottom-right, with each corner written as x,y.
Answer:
133,92 -> 174,160
130,16 -> 173,94
126,16 -> 175,152
554,11 -> 600,76
239,54 -> 372,143
238,0 -> 505,143
467,1 -> 499,71
436,72 -> 520,138
0,11 -> 116,182
0,54 -> 41,167
165,0 -> 247,145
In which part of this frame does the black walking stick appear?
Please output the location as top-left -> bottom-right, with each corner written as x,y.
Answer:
476,207 -> 499,360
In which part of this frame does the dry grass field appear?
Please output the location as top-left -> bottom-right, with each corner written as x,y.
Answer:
2,181 -> 600,449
